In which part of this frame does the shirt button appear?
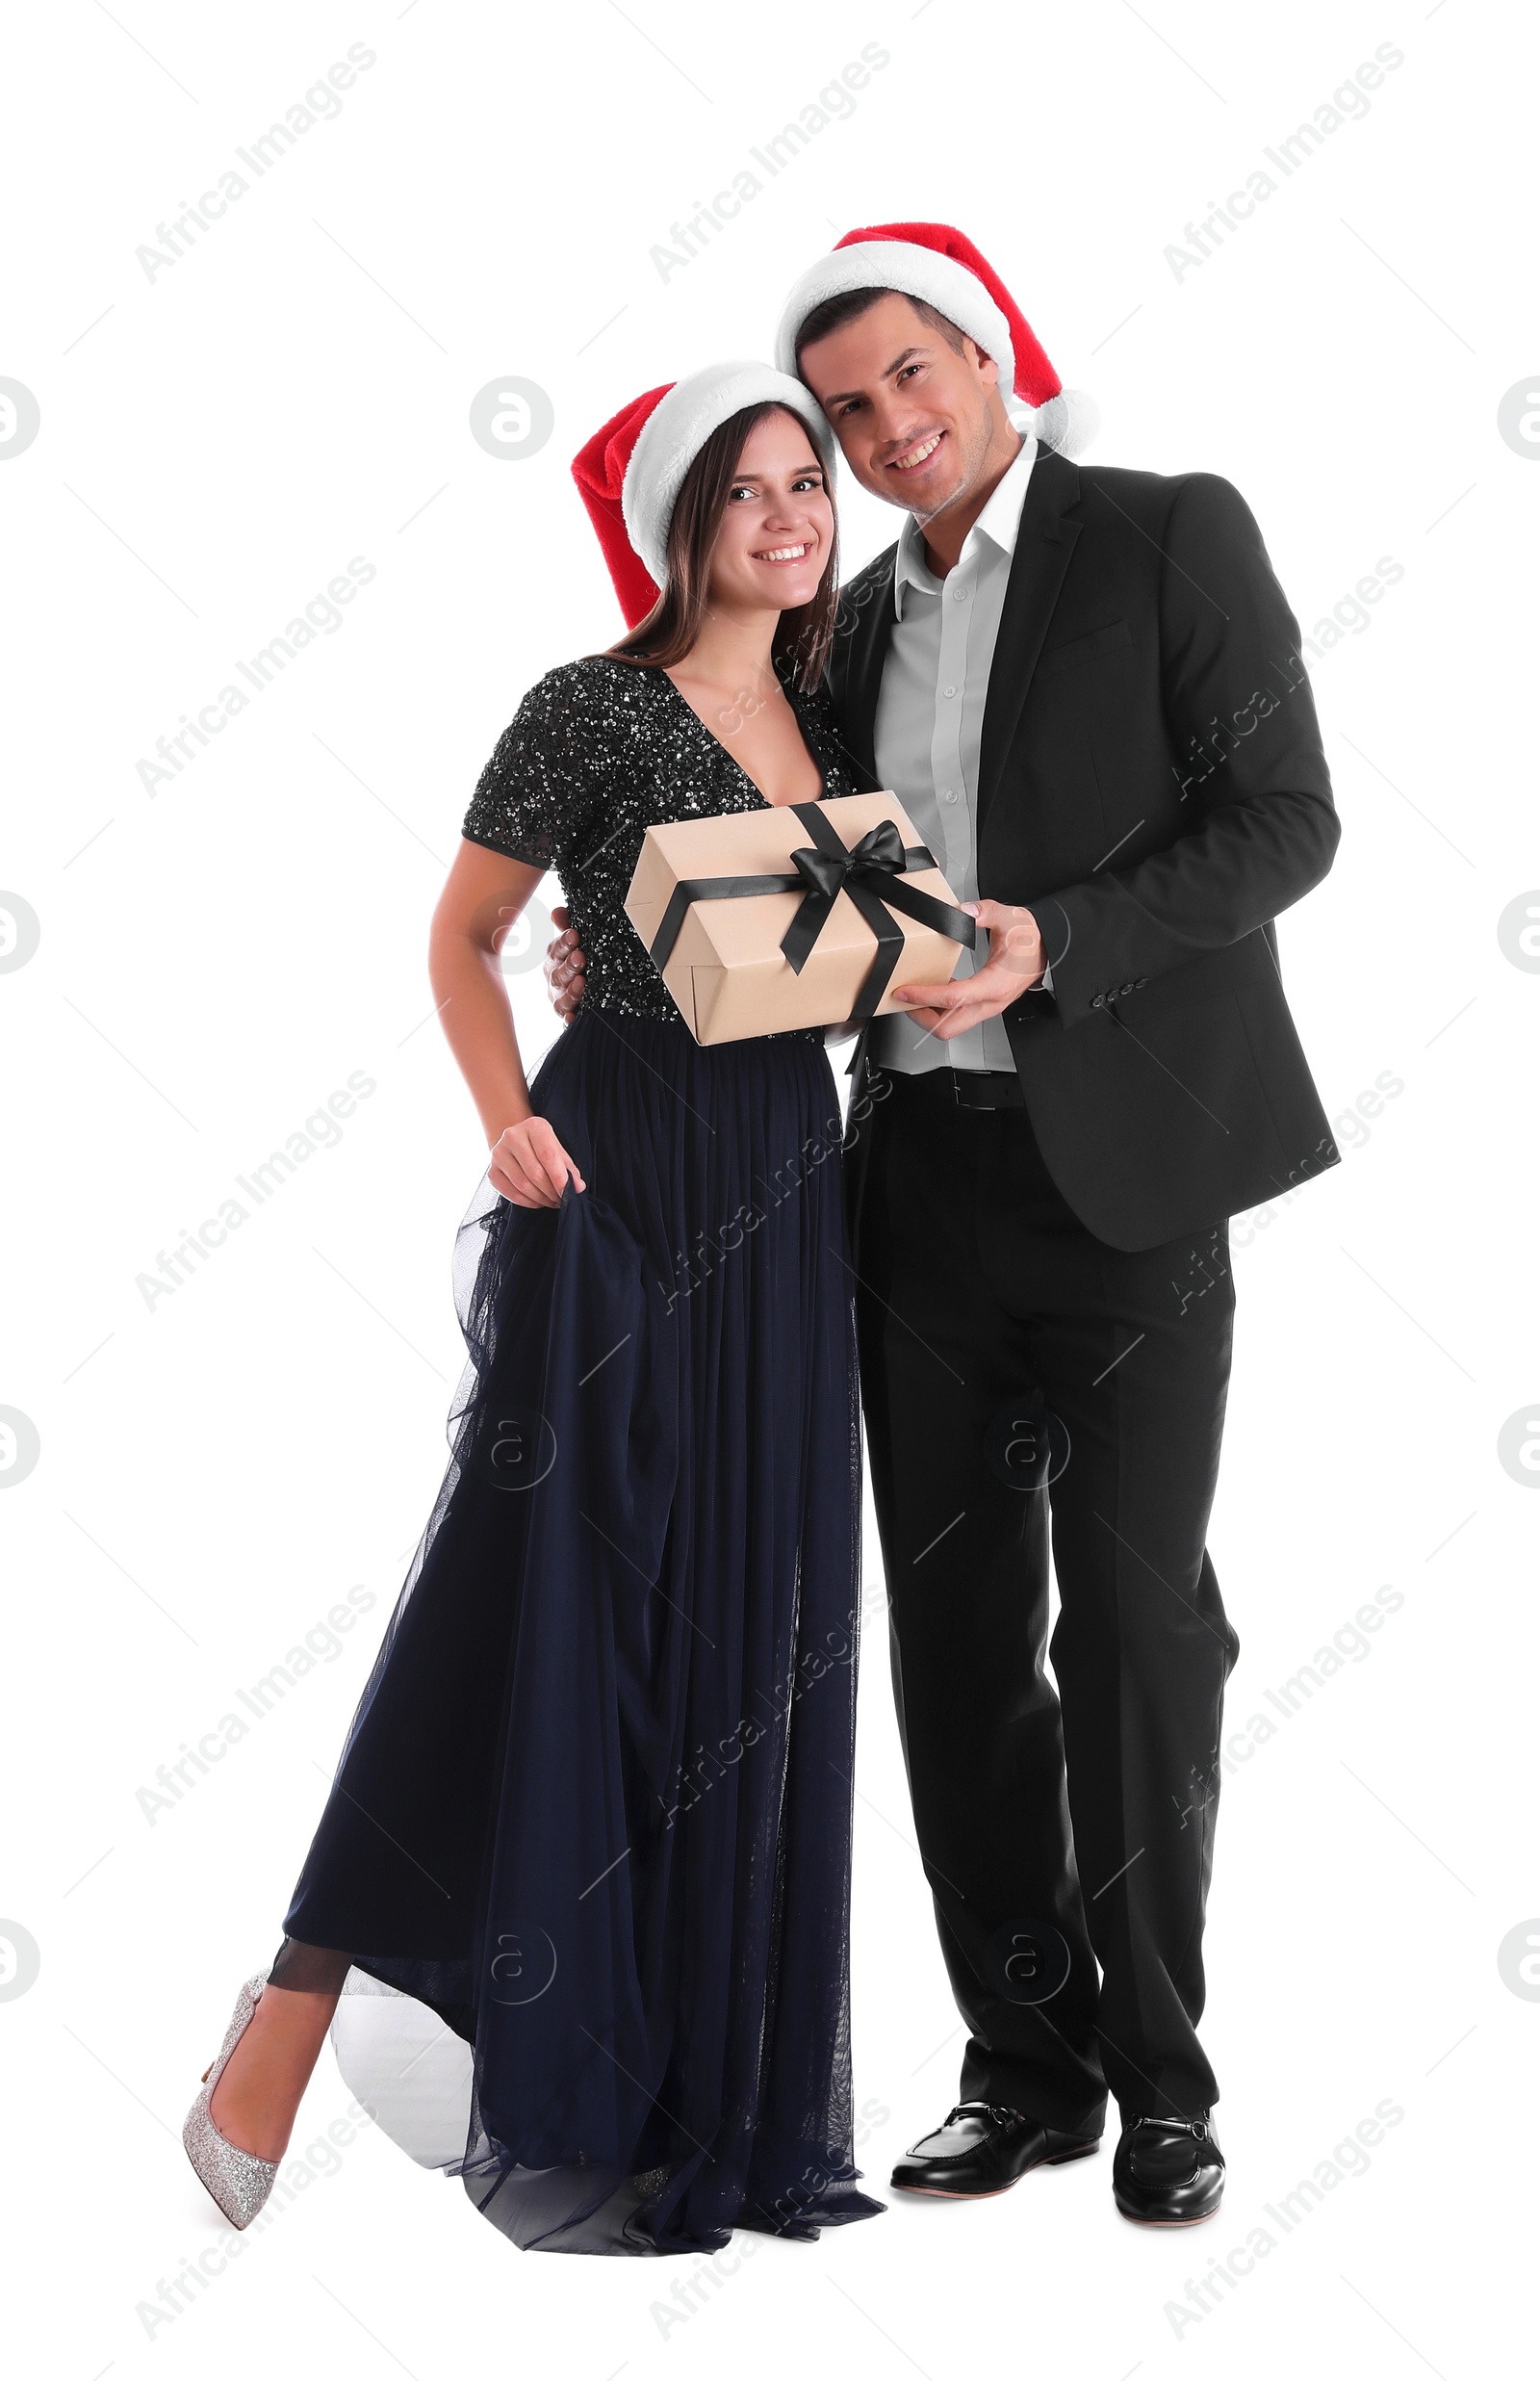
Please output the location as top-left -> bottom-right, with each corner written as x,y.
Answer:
953,584 -> 968,602
941,789 -> 959,804
943,684 -> 957,697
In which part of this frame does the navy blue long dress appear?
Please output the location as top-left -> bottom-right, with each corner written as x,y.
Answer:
275,658 -> 884,2255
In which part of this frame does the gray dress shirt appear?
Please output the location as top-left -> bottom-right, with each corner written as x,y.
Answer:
869,425 -> 1050,1075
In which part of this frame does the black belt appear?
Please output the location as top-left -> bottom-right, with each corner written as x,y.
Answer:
949,1069 -> 1025,1110
880,1065 -> 1025,1111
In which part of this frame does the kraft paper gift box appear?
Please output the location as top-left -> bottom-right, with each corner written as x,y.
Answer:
624,790 -> 977,1046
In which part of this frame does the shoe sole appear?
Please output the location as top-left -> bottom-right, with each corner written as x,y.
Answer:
1116,2199 -> 1223,2227
891,2142 -> 1101,2198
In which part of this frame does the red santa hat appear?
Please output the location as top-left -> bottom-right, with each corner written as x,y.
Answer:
571,360 -> 839,628
774,220 -> 1096,456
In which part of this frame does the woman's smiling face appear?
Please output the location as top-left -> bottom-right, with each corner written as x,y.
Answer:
705,408 -> 834,615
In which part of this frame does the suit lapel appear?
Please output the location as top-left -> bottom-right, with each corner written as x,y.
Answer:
825,556 -> 897,1102
977,452 -> 1083,845
829,552 -> 896,793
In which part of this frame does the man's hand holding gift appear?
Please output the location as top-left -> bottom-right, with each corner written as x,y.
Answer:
891,898 -> 1045,1038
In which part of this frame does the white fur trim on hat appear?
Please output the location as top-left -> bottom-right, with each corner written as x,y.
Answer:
621,361 -> 838,587
774,241 -> 1015,391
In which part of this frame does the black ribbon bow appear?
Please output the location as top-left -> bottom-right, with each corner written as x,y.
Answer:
648,800 -> 976,1024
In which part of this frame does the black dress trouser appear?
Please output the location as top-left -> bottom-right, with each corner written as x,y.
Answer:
848,1064 -> 1239,2135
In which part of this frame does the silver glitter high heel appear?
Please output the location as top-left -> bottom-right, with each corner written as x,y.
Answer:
183,1973 -> 280,2228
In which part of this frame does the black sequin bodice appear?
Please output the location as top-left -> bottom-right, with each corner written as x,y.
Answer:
461,657 -> 857,1021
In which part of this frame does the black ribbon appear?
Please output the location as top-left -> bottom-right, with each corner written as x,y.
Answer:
648,801 -> 977,1023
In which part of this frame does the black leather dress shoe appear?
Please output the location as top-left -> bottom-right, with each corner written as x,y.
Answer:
890,2102 -> 1100,2197
1113,2113 -> 1225,2224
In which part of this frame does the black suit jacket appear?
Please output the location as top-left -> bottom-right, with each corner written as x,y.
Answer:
829,446 -> 1343,1252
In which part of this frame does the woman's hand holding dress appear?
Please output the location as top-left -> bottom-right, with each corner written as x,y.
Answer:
490,1115 -> 585,1206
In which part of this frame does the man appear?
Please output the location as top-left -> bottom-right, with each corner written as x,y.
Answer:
547,222 -> 1341,2226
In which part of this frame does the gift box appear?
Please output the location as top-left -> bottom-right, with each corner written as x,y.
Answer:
624,790 -> 977,1046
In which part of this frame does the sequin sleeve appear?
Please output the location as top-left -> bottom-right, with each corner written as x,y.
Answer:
461,663 -> 603,874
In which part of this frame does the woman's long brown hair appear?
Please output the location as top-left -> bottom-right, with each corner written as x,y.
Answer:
603,401 -> 838,691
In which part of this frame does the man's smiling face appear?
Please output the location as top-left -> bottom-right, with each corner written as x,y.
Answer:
796,290 -> 1008,524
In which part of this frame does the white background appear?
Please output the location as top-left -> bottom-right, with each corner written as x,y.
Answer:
3,0 -> 1536,2373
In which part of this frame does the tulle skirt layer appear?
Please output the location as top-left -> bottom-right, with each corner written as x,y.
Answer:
277,1008 -> 884,2253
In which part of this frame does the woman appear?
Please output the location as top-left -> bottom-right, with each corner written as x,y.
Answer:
182,362 -> 886,2257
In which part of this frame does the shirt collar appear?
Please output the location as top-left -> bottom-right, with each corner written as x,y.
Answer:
892,423 -> 1040,618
